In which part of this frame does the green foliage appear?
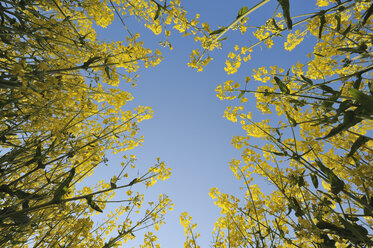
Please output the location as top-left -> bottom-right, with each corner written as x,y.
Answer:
237,6 -> 249,19
277,0 -> 292,30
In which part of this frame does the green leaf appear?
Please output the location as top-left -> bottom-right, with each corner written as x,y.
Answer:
217,37 -> 227,42
277,0 -> 292,30
209,27 -> 226,36
319,234 -> 336,247
22,200 -> 29,209
364,205 -> 373,217
154,6 -> 161,20
35,143 -> 45,169
319,84 -> 338,95
319,123 -> 343,140
350,88 -> 373,114
128,178 -> 138,186
318,110 -> 361,140
317,159 -> 345,195
300,75 -> 313,85
104,57 -> 111,79
286,205 -> 292,216
35,144 -> 42,158
340,218 -> 369,241
321,90 -> 341,110
344,214 -> 359,222
337,48 -> 359,54
289,99 -> 306,108
353,75 -> 362,89
316,220 -> 340,231
236,6 -> 248,19
289,197 -> 304,217
288,174 -> 297,186
271,18 -> 283,31
237,91 -> 245,99
52,168 -> 75,202
310,173 -> 319,188
318,10 -> 326,39
274,76 -> 290,94
105,66 -> 111,80
313,53 -> 325,57
14,189 -> 40,200
360,196 -> 373,216
342,24 -> 351,36
362,2 -> 373,26
297,175 -> 305,187
330,175 -> 344,195
316,160 -> 332,177
348,135 -> 370,157
272,151 -> 287,156
11,213 -> 31,226
336,100 -> 353,116
335,13 -> 341,32
86,195 -> 103,212
82,56 -> 101,69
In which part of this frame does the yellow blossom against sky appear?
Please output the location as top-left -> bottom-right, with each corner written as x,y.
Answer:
2,0 -> 373,247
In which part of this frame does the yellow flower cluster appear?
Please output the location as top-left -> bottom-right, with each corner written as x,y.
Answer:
193,2 -> 373,247
284,30 -> 307,51
215,80 -> 240,100
0,0 -> 200,246
146,158 -> 172,187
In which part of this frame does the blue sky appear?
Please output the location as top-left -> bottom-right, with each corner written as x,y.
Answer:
92,0 -> 318,247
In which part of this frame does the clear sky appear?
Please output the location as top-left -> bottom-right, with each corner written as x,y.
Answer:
92,0 -> 317,247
